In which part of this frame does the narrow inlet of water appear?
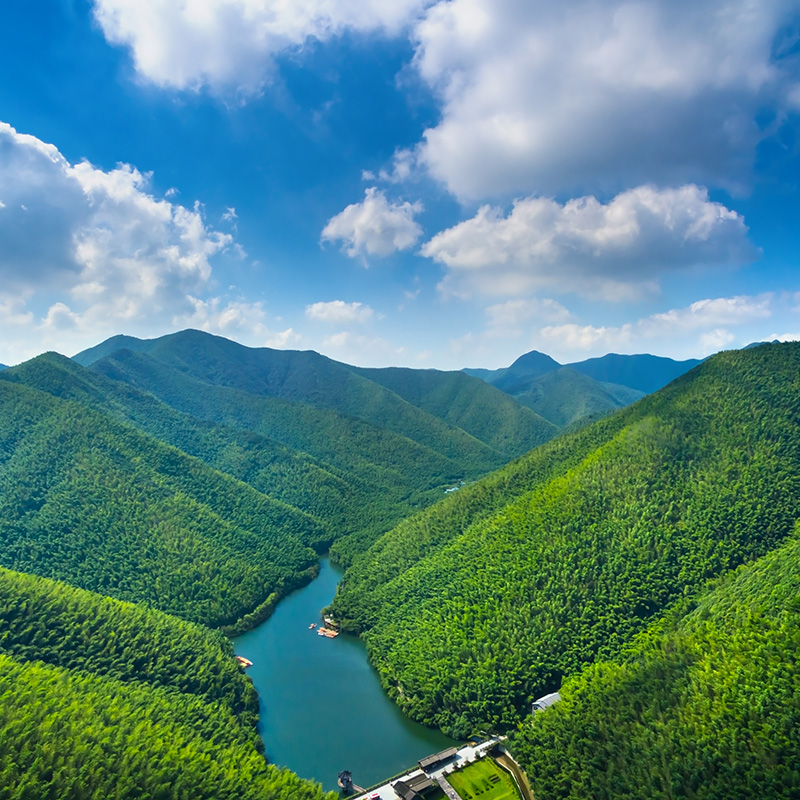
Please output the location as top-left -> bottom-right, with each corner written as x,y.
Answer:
232,558 -> 456,793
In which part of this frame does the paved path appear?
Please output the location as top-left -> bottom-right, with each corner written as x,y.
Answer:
436,775 -> 462,800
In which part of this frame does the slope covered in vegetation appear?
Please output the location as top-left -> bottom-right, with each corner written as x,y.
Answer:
332,343 -> 800,737
504,366 -> 644,428
0,653 -> 334,800
0,378 -> 321,627
512,532 -> 800,799
77,329 -> 551,465
82,343 -> 539,561
0,565 -> 334,800
351,365 -> 558,455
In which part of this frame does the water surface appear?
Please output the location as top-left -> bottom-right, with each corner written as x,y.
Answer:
233,559 -> 456,792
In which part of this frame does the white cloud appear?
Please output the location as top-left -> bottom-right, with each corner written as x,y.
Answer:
535,293 -> 778,361
321,187 -> 423,259
412,0 -> 799,199
539,322 -> 635,353
643,295 -> 773,333
485,298 -> 572,337
306,300 -> 375,324
421,184 -> 755,299
320,330 -> 405,366
700,328 -> 736,351
92,0 -> 429,93
0,121 -> 249,363
178,297 -> 302,349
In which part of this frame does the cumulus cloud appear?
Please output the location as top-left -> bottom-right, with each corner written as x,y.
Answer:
642,295 -> 772,333
537,293 -> 777,360
93,0 -> 429,93
485,298 -> 572,337
421,184 -> 756,299
306,300 -> 375,323
0,121 -> 254,362
320,330 -> 404,366
321,187 -> 423,259
413,0 -> 800,199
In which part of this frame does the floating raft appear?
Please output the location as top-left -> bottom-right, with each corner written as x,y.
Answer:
317,627 -> 339,638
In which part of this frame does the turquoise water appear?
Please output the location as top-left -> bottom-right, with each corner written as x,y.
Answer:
232,559 -> 456,793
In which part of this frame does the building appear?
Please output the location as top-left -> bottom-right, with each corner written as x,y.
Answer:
531,691 -> 561,713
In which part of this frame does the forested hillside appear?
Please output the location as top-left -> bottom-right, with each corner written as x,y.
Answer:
512,531 -> 800,799
0,377 -> 321,627
0,567 -> 334,800
502,366 -> 644,428
348,365 -> 558,456
76,329 -> 554,464
72,331 -> 558,560
332,343 -> 800,737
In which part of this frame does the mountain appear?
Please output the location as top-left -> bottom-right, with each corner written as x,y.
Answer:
0,371 -> 323,627
490,350 -> 561,392
76,329 -> 552,462
70,330 -> 558,560
502,366 -> 645,428
348,365 -> 558,457
331,343 -> 800,737
0,363 -> 6,371
463,348 -> 698,429
568,352 -> 702,394
0,566 -> 333,800
512,531 -> 800,800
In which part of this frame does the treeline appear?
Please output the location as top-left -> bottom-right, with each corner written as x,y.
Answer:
511,531 -> 800,799
331,343 -> 800,737
0,565 -> 334,799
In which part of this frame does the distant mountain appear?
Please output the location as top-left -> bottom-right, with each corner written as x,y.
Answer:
464,348 -> 701,428
76,329 -> 548,464
508,366 -> 645,428
70,329 -> 556,561
333,343 -> 800,738
567,352 -> 702,394
0,364 -> 6,371
349,365 -> 558,457
491,350 -> 561,392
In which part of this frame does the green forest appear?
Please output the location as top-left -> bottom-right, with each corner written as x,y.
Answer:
511,531 -> 800,799
332,343 -> 800,737
2,331 -> 799,798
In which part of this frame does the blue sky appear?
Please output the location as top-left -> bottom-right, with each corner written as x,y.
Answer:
0,0 -> 798,369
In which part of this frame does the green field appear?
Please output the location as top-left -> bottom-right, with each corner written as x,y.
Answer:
447,758 -> 521,800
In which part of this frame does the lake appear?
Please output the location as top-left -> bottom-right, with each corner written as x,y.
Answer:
232,558 -> 456,793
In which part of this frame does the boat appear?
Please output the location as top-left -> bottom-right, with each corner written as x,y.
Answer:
234,656 -> 253,668
309,622 -> 317,629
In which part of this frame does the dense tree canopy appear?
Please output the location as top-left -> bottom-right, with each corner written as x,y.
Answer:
511,531 -> 800,799
332,343 -> 800,737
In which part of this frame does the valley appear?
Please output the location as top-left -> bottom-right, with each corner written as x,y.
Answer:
0,332 -> 797,799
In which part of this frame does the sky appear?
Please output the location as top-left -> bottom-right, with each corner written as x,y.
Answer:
0,0 -> 798,369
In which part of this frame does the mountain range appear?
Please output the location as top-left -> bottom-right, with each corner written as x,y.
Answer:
332,342 -> 800,742
464,349 -> 701,428
1,330 -> 796,799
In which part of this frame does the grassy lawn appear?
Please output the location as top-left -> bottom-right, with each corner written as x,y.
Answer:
446,758 -> 521,800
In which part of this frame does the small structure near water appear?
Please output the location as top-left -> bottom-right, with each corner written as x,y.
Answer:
234,655 -> 253,668
338,770 -> 354,793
